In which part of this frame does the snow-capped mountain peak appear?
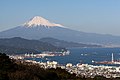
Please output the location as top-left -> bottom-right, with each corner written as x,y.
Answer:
23,16 -> 64,28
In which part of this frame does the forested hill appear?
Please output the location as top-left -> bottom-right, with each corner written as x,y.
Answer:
0,37 -> 66,54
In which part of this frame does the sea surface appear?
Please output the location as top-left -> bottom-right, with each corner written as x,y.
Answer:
27,48 -> 120,66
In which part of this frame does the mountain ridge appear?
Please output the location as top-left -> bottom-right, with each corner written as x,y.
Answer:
40,37 -> 102,48
1,16 -> 120,45
0,37 -> 66,54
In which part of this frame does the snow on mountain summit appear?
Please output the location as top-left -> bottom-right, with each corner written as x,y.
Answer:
23,16 -> 64,28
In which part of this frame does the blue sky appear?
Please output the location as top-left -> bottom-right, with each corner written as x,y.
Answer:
0,0 -> 120,35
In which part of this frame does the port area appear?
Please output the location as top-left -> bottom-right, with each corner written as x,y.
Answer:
8,52 -> 120,78
94,53 -> 120,65
8,50 -> 70,59
95,60 -> 120,65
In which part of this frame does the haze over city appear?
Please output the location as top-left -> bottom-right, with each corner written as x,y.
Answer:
1,0 -> 120,36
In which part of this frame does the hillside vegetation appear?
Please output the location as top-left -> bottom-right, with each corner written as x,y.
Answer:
0,37 -> 66,54
1,53 -> 120,80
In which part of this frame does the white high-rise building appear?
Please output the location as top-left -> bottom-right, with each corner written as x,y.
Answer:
112,53 -> 114,62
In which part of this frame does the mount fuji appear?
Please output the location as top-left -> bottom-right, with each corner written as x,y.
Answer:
1,16 -> 120,45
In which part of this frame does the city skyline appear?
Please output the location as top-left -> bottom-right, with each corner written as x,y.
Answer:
1,0 -> 120,36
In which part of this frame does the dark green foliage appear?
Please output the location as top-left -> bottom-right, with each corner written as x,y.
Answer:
0,72 -> 9,80
44,72 -> 59,80
47,68 -> 77,79
0,53 -> 15,80
0,53 -> 15,72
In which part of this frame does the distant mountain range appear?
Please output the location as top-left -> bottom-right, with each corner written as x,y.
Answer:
0,16 -> 120,46
40,37 -> 101,48
0,37 -> 101,54
0,37 -> 66,54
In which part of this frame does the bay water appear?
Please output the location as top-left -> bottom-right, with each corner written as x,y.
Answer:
27,48 -> 120,66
